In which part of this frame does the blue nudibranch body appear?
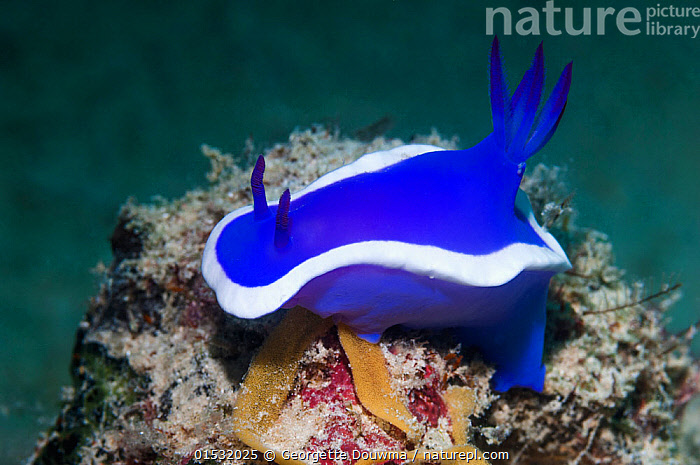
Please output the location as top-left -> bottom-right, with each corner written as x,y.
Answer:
202,38 -> 573,392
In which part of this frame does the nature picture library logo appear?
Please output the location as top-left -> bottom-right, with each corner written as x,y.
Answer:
486,1 -> 700,38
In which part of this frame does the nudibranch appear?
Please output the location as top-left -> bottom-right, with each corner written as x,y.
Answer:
202,38 -> 573,392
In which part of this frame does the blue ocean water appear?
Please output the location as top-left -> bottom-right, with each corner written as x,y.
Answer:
1,1 -> 697,462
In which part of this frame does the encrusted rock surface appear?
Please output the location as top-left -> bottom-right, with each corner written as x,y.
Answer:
29,127 -> 699,464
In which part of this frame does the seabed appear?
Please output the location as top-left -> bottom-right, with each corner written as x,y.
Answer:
28,127 -> 699,465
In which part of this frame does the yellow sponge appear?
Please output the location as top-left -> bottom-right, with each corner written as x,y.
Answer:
232,306 -> 332,459
337,323 -> 421,442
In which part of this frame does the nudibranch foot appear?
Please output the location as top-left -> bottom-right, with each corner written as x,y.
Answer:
291,259 -> 552,390
455,273 -> 550,392
202,37 -> 573,392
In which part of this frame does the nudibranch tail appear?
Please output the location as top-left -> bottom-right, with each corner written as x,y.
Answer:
251,155 -> 270,220
274,189 -> 291,249
489,37 -> 573,164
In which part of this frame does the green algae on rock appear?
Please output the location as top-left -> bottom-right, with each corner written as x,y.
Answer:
28,126 -> 698,465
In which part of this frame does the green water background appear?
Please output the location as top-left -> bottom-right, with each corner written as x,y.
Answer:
1,0 -> 698,461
